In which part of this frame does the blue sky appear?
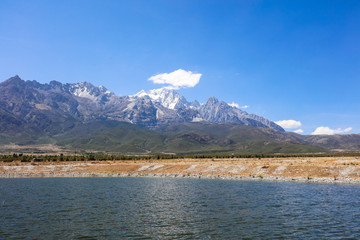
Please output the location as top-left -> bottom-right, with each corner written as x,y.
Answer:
1,0 -> 359,134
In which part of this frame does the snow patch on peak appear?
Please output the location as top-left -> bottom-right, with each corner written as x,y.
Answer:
192,116 -> 204,122
131,88 -> 191,110
72,87 -> 96,100
132,90 -> 147,98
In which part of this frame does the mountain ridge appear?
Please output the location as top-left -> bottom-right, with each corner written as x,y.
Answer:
0,75 -> 284,131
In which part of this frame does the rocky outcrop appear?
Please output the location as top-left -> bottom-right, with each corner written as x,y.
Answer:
199,97 -> 284,132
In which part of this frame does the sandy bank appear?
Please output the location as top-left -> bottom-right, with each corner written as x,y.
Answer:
1,157 -> 360,184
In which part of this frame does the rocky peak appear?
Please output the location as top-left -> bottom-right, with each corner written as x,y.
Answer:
69,81 -> 113,102
76,81 -> 94,89
49,80 -> 63,87
9,75 -> 21,81
205,96 -> 219,105
201,97 -> 231,112
1,75 -> 25,87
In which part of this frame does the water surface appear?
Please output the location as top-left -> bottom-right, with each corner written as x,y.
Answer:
1,177 -> 360,239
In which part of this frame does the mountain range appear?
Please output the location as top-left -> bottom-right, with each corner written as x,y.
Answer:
1,75 -> 359,154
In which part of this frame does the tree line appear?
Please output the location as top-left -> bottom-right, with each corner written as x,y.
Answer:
1,152 -> 360,162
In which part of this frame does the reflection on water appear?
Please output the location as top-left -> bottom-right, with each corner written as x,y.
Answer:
1,177 -> 360,239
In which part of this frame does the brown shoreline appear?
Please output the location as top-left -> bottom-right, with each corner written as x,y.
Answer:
1,157 -> 360,184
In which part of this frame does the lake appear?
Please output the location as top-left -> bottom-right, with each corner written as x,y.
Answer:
1,177 -> 360,239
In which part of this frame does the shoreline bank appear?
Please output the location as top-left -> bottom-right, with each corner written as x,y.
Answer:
1,172 -> 360,184
1,157 -> 360,184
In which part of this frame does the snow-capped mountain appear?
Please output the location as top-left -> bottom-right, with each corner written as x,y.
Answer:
0,76 -> 284,132
129,88 -> 283,131
130,88 -> 200,110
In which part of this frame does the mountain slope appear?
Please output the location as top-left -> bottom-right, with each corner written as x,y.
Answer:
55,121 -> 325,154
55,121 -> 165,153
302,134 -> 360,151
0,76 -> 79,135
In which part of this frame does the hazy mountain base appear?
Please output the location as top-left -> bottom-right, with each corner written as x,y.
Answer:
0,120 -> 328,154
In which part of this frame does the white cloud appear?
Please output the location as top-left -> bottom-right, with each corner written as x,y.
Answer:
293,129 -> 304,134
275,120 -> 302,129
148,69 -> 201,89
311,127 -> 352,135
228,103 -> 249,109
228,102 -> 239,108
